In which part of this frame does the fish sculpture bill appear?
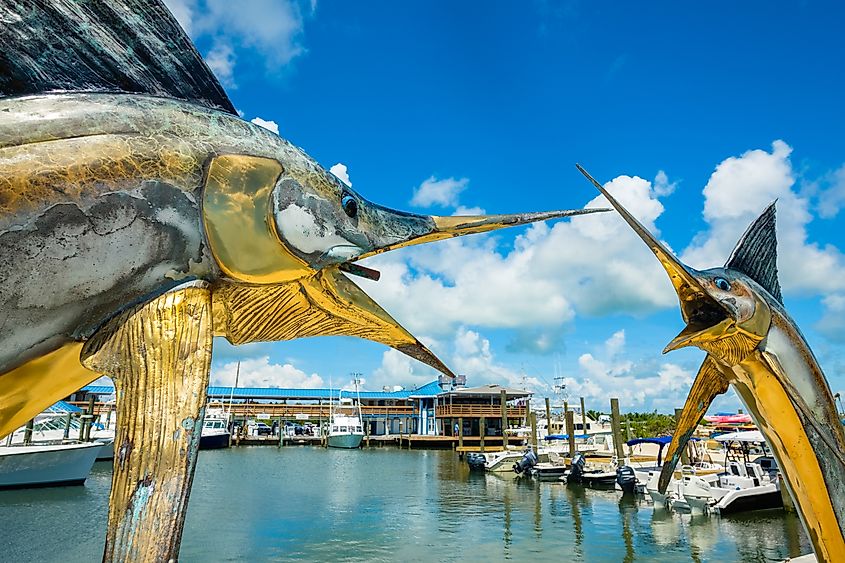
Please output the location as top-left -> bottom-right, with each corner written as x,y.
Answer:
0,1 -> 606,559
577,165 -> 845,562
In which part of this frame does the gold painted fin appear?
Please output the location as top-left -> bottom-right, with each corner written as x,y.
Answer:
0,343 -> 98,440
202,154 -> 309,284
214,268 -> 455,377
81,281 -> 213,562
657,356 -> 729,494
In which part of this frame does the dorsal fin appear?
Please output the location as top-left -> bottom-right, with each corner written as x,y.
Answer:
0,0 -> 236,114
725,202 -> 782,304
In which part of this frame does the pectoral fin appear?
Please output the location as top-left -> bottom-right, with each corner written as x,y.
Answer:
0,343 -> 98,440
213,268 -> 454,377
657,356 -> 729,493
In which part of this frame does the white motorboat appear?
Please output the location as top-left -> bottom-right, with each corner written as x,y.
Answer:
470,447 -> 550,472
6,410 -> 115,461
0,441 -> 103,489
200,403 -> 231,450
681,431 -> 782,514
327,381 -> 364,449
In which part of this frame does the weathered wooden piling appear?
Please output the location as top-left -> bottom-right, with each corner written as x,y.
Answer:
500,390 -> 508,446
23,418 -> 33,445
530,412 -> 538,449
565,410 -> 575,456
458,417 -> 464,450
63,412 -> 72,440
545,397 -> 551,436
610,398 -> 625,461
580,397 -> 587,433
480,416 -> 486,453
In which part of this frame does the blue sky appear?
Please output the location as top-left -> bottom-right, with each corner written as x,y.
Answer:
165,1 -> 845,412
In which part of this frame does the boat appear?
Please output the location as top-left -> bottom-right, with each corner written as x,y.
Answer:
622,436 -> 722,498
5,404 -> 115,461
471,447 -> 550,472
0,441 -> 103,489
200,402 -> 231,450
562,452 -> 618,488
327,380 -> 364,449
529,450 -> 570,480
681,431 -> 783,514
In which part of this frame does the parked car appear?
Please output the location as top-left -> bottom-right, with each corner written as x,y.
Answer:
254,422 -> 273,436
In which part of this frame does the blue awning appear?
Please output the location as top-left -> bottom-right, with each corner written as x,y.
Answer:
545,434 -> 590,441
626,435 -> 700,447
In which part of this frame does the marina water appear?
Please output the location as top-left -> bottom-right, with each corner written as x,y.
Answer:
0,447 -> 809,562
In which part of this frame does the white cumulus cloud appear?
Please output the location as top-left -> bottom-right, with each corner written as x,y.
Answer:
250,117 -> 280,135
330,163 -> 352,187
410,176 -> 469,208
211,356 -> 324,388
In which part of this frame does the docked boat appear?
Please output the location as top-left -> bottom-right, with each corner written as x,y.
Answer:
5,405 -> 115,461
327,382 -> 364,449
529,450 -> 570,480
200,403 -> 231,450
562,452 -> 618,488
681,431 -> 783,514
0,441 -> 103,489
470,447 -> 550,472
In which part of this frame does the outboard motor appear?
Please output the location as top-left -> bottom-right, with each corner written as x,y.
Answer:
466,452 -> 487,471
565,452 -> 586,484
513,449 -> 539,474
616,465 -> 637,495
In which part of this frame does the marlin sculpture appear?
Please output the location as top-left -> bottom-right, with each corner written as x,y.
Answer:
577,165 -> 845,562
0,1 -> 606,559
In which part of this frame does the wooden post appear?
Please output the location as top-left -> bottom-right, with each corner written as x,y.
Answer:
23,418 -> 33,445
610,398 -> 625,461
674,408 -> 689,464
544,397 -> 551,438
479,417 -> 486,452
63,412 -> 72,440
566,410 -> 576,456
524,397 -> 530,426
530,412 -> 538,450
500,390 -> 508,448
458,417 -> 464,450
580,397 -> 587,433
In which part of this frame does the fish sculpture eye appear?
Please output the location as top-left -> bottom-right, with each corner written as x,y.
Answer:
341,193 -> 358,218
714,277 -> 731,291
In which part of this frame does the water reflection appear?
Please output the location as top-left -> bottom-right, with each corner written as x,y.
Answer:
0,448 -> 813,562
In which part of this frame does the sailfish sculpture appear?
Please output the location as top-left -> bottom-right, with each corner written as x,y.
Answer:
577,165 -> 845,562
0,1 -> 606,559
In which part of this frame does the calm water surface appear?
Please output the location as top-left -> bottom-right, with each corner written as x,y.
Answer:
0,447 -> 810,562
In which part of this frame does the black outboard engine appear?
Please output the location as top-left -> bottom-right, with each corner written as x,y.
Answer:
466,452 -> 487,471
513,449 -> 539,475
565,452 -> 586,483
616,465 -> 637,495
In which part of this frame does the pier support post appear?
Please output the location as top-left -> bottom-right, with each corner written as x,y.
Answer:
479,417 -> 485,452
62,412 -> 72,440
81,283 -> 212,563
566,410 -> 575,457
530,412 -> 538,450
500,390 -> 508,448
580,397 -> 587,433
23,418 -> 33,445
610,398 -> 625,461
458,417 -> 464,450
545,397 -> 551,439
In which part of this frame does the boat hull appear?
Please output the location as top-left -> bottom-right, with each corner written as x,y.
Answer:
95,439 -> 115,461
0,442 -> 102,489
327,433 -> 363,449
199,432 -> 231,450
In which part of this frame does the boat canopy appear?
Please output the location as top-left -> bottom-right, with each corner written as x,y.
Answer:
714,430 -> 765,443
44,400 -> 82,414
